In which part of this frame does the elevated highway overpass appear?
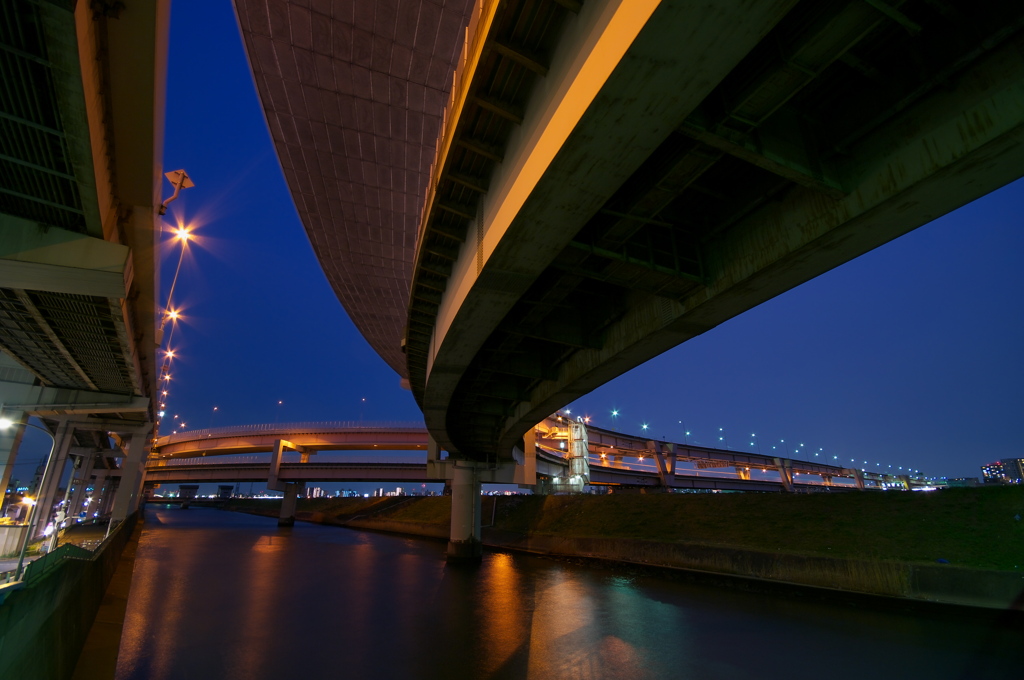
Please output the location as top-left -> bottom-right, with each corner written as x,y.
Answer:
237,0 -> 1020,556
152,421 -> 431,458
407,0 -> 1024,556
146,417 -> 924,498
0,0 -> 170,542
144,456 -> 838,494
407,0 -> 1024,463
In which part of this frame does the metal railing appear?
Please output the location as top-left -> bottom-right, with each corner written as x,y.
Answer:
150,453 -> 425,468
157,421 -> 427,446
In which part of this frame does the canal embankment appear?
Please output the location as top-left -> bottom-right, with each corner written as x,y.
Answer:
222,486 -> 1024,611
0,513 -> 141,680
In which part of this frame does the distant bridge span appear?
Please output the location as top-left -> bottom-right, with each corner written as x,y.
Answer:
151,418 -> 921,492
153,422 -> 430,458
144,454 -> 833,493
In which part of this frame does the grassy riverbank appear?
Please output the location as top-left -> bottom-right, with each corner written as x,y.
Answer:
224,485 -> 1024,571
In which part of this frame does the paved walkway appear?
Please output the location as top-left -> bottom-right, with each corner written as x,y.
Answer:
1,521 -> 109,577
0,555 -> 35,573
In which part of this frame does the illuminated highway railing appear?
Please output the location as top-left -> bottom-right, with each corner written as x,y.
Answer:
158,421 -> 427,445
150,453 -> 426,468
584,451 -> 853,487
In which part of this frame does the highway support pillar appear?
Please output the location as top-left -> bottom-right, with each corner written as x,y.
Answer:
278,482 -> 304,527
67,452 -> 96,521
852,469 -> 866,491
97,475 -> 116,517
33,419 -> 74,541
86,471 -> 109,517
734,466 -> 751,480
0,410 -> 26,516
773,457 -> 794,492
650,441 -> 674,487
109,431 -> 150,533
447,463 -> 481,561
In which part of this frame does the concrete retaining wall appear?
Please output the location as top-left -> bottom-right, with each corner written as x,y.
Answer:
486,532 -> 1024,610
345,517 -> 450,540
225,498 -> 1024,611
340,517 -> 1023,611
0,525 -> 26,557
0,514 -> 138,680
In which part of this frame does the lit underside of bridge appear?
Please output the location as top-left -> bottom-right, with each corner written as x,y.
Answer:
0,0 -> 169,537
145,417 -> 928,531
408,0 -> 1024,462
239,0 -> 1024,555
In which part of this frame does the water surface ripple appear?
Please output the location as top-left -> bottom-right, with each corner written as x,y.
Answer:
115,507 -> 1022,679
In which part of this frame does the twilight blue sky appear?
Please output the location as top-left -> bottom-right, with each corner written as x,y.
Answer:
151,0 -> 1023,482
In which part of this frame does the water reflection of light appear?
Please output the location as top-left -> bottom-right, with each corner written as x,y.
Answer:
230,533 -> 290,677
526,569 -> 601,678
116,510 -> 207,680
478,552 -> 529,676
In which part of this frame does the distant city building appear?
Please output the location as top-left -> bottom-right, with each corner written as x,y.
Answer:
1000,458 -> 1024,484
178,485 -> 200,500
981,459 -> 1024,484
944,477 -> 979,488
981,461 -> 1006,483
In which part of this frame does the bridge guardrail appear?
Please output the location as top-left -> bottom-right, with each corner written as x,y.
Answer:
157,421 -> 427,446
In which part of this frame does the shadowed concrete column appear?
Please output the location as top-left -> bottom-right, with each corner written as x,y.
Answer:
649,441 -> 673,487
447,463 -> 481,561
33,419 -> 73,540
852,469 -> 866,490
86,471 -> 109,517
98,476 -> 117,516
109,429 -> 152,531
67,452 -> 96,521
278,482 -> 304,527
0,410 -> 26,515
773,457 -> 794,492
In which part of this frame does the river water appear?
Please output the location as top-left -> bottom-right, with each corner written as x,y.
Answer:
115,506 -> 1022,680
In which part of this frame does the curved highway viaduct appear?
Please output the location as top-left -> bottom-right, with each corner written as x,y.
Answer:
146,417 -> 923,523
237,0 -> 1024,555
405,0 -> 1024,554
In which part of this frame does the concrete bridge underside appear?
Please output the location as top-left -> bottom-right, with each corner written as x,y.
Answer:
0,0 -> 169,542
239,0 -> 1024,557
408,0 -> 1024,465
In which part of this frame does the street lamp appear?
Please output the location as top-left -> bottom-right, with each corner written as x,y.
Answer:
10,497 -> 36,582
0,417 -> 57,583
678,420 -> 689,445
158,169 -> 194,215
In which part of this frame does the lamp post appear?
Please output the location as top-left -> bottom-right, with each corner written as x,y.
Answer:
10,497 -> 36,583
750,433 -> 761,454
154,224 -> 192,439
0,417 -> 57,583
